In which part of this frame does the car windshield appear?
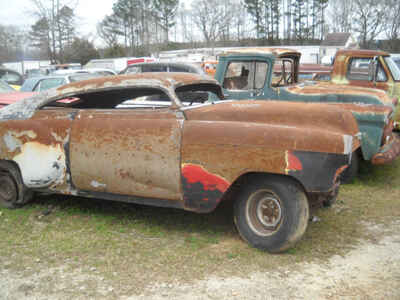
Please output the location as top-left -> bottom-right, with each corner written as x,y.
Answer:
0,80 -> 15,93
20,78 -> 40,92
384,57 -> 400,81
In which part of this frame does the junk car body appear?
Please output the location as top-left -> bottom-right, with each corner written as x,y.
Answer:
0,73 -> 359,253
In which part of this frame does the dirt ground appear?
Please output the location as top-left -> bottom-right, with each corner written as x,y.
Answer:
1,221 -> 399,300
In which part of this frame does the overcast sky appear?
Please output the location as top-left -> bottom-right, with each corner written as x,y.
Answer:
0,0 -> 116,43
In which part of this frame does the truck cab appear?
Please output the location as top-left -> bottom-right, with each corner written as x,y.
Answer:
331,49 -> 400,102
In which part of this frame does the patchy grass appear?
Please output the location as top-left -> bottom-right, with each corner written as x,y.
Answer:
0,159 -> 400,296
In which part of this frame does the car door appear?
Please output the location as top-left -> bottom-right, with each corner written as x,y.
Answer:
68,92 -> 184,201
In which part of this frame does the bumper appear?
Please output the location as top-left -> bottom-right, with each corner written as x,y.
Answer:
371,133 -> 400,165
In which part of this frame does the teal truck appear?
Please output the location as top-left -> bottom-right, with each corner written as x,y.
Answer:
214,48 -> 400,181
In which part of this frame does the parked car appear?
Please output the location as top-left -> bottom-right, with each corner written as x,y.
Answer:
53,68 -> 117,76
0,79 -> 15,93
20,73 -> 103,92
0,80 -> 35,108
119,62 -> 205,75
0,67 -> 24,90
0,73 -> 359,253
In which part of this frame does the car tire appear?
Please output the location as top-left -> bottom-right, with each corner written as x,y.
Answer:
234,175 -> 309,253
0,161 -> 33,209
0,172 -> 19,209
341,151 -> 359,184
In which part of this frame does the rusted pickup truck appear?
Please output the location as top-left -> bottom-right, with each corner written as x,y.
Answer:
0,73 -> 357,253
330,49 -> 400,102
215,48 -> 400,181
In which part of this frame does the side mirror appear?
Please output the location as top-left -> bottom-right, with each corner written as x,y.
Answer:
368,57 -> 378,82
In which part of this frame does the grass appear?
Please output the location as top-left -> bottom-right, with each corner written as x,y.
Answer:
0,158 -> 400,295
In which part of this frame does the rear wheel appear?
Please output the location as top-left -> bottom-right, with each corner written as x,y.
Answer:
234,176 -> 309,253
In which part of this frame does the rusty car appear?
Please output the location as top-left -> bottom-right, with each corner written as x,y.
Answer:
214,48 -> 400,182
0,73 -> 359,253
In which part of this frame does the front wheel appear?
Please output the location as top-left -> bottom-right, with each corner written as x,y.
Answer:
0,161 -> 33,209
234,176 -> 309,253
0,172 -> 19,208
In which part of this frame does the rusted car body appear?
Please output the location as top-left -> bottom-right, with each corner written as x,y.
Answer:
0,73 -> 357,253
215,48 -> 400,179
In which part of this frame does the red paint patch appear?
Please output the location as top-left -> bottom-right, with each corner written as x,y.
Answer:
288,151 -> 303,171
182,164 -> 230,193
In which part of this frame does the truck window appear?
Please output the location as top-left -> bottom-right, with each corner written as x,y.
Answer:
347,58 -> 387,82
272,58 -> 294,86
223,61 -> 268,90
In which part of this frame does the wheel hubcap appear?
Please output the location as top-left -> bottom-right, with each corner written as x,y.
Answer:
256,196 -> 282,228
246,190 -> 283,236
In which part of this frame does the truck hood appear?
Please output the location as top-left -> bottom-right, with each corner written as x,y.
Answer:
282,81 -> 394,106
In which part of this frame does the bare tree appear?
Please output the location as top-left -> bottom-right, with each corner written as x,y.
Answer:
0,25 -> 27,63
384,0 -> 400,51
352,0 -> 386,48
329,0 -> 354,33
30,0 -> 78,63
191,0 -> 233,47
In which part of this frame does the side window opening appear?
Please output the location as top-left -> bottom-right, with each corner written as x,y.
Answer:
347,57 -> 387,82
40,87 -> 172,110
176,83 -> 223,106
272,58 -> 294,87
223,61 -> 268,91
347,58 -> 371,81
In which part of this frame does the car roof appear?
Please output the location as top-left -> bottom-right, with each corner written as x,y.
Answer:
122,62 -> 204,73
0,73 -> 222,120
0,67 -> 22,75
56,72 -> 219,94
335,49 -> 390,57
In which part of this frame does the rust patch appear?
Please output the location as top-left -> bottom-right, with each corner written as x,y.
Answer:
220,47 -> 300,58
371,134 -> 400,165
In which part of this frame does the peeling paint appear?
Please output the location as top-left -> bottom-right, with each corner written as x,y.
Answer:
90,180 -> 107,188
13,142 -> 66,188
343,135 -> 354,155
3,130 -> 37,152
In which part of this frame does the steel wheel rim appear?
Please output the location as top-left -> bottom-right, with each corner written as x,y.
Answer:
245,189 -> 283,236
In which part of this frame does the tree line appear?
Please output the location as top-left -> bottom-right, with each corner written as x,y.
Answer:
1,0 -> 400,65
